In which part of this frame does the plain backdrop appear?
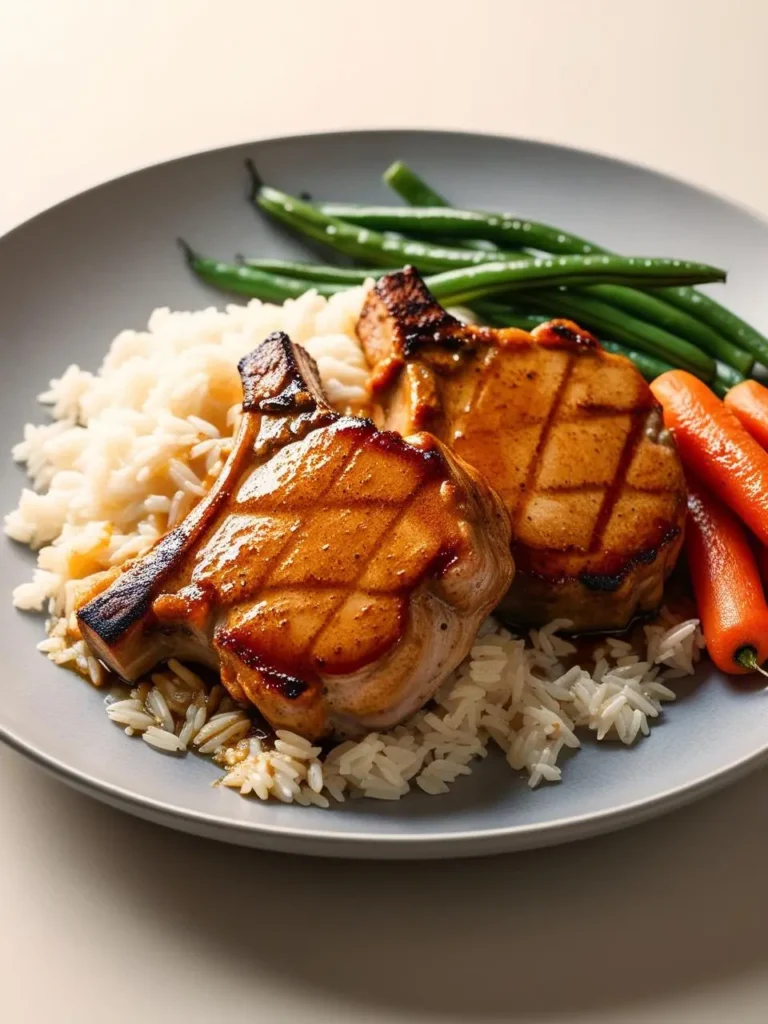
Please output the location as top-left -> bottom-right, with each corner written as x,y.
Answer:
2,2 -> 768,1022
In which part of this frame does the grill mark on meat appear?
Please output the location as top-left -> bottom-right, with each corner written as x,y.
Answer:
517,483 -> 680,496
247,432 -> 366,587
217,469 -> 464,683
212,435 -> 368,701
511,353 -> 575,532
236,496 -> 441,510
301,479 -> 430,665
213,429 -> 466,684
450,349 -> 496,444
78,330 -> 514,738
357,267 -> 687,632
237,579 -> 457,597
587,410 -> 651,554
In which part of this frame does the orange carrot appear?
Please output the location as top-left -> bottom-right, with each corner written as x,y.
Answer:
724,379 -> 768,450
651,370 -> 768,545
757,544 -> 768,593
686,479 -> 768,674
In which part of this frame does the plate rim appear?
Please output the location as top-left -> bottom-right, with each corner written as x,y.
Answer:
5,126 -> 768,247
3,126 -> 768,856
3,711 -> 768,855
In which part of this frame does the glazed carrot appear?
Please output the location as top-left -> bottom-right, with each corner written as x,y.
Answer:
650,370 -> 768,545
686,480 -> 768,674
724,379 -> 768,450
756,544 -> 768,593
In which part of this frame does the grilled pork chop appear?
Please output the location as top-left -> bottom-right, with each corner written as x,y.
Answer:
357,268 -> 686,632
77,332 -> 512,739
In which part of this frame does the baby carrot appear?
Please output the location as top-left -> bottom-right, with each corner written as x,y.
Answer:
650,370 -> 768,545
724,379 -> 768,450
686,479 -> 768,675
757,544 -> 768,593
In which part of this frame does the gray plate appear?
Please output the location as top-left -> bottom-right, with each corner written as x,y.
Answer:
2,130 -> 768,859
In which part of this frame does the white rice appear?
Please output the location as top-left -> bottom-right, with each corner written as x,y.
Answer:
5,286 -> 706,807
6,287 -> 371,616
95,609 -> 703,806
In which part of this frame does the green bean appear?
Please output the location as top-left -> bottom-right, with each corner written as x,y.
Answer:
239,258 -> 387,285
581,285 -> 753,374
424,256 -> 726,306
317,199 -> 730,308
179,242 -> 344,300
384,161 -> 449,207
256,186 -> 521,271
712,359 -> 746,397
651,286 -> 768,365
379,161 -> 768,363
191,245 -> 720,318
236,254 -> 750,373
514,289 -> 715,380
317,201 -> 597,256
259,186 -> 729,292
383,161 -> 498,253
460,253 -> 752,373
382,161 -> 753,373
257,187 -> 725,292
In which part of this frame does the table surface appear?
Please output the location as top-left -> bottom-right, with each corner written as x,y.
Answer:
3,2 -> 768,1021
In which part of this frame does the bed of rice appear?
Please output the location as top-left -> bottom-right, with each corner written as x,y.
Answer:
5,287 -> 705,806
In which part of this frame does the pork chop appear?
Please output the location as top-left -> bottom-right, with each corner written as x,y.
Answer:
77,332 -> 513,739
357,267 -> 686,633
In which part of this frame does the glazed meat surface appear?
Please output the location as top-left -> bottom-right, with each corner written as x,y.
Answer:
78,332 -> 513,739
357,268 -> 687,632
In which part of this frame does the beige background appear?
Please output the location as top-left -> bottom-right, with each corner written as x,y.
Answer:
2,1 -> 768,1021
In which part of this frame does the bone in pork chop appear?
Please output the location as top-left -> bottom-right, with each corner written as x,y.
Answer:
357,268 -> 687,633
77,332 -> 513,740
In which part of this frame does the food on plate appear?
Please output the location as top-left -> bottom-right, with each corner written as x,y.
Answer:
357,266 -> 687,632
651,370 -> 768,545
7,286 -> 703,805
222,161 -> 768,383
493,290 -> 718,382
724,379 -> 768,449
185,248 -> 725,380
476,301 -> 728,382
189,163 -> 768,386
382,159 -> 768,368
77,332 -> 513,740
254,184 -> 725,287
757,544 -> 768,594
316,202 -> 748,368
247,182 -> 727,381
685,479 -> 768,674
240,259 -> 397,285
17,151 -> 768,809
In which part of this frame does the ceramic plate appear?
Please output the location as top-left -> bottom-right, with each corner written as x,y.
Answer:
2,130 -> 768,858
